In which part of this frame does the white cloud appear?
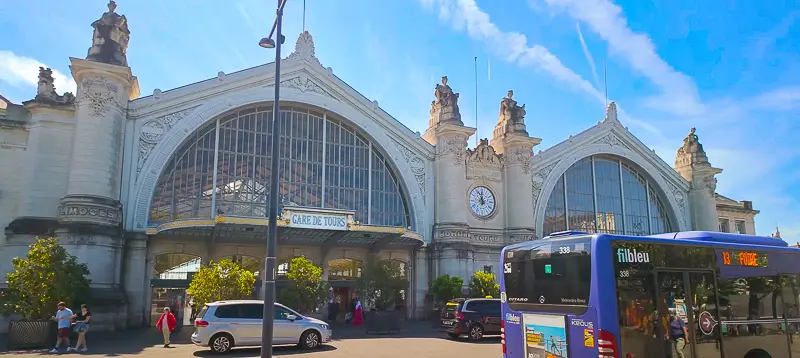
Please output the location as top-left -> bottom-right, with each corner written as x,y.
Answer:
575,22 -> 601,89
419,0 -> 662,136
0,50 -> 76,96
751,86 -> 800,111
542,0 -> 705,117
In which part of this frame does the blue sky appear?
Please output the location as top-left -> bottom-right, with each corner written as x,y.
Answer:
1,0 -> 798,241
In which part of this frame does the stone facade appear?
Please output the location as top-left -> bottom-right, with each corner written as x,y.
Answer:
0,2 -> 765,332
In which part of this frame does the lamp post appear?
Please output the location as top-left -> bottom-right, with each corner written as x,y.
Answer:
259,1 -> 287,357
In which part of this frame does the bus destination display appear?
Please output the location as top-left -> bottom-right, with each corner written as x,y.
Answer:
720,250 -> 768,267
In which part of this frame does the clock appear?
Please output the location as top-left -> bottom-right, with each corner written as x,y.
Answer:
469,186 -> 497,218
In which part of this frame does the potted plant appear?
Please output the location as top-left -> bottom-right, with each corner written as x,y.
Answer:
1,237 -> 91,350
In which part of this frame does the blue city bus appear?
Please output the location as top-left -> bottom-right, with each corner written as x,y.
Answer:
499,231 -> 800,358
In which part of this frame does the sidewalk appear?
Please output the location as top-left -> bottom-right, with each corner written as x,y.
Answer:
0,321 -> 441,354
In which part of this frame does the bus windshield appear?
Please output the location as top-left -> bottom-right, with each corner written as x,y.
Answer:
503,236 -> 592,314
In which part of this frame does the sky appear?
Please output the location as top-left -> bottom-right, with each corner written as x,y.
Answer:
1,0 -> 799,241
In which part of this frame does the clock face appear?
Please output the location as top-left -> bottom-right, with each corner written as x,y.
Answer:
469,186 -> 497,218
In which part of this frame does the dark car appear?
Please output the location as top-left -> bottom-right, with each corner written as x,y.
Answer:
439,298 -> 502,341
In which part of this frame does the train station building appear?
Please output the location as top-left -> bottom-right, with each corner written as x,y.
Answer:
0,3 -> 761,330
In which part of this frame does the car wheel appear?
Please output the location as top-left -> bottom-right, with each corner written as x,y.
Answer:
468,324 -> 484,341
300,330 -> 321,350
210,333 -> 233,354
447,333 -> 460,339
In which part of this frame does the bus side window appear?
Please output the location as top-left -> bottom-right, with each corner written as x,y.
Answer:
784,274 -> 800,319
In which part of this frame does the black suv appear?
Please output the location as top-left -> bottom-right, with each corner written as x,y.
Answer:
439,298 -> 502,341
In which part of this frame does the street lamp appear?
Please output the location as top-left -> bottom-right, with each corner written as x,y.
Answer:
259,1 -> 288,357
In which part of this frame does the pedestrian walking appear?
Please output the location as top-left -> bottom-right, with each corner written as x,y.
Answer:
50,302 -> 74,354
156,307 -> 177,347
72,304 -> 92,352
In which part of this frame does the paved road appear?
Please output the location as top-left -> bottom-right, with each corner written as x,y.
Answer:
1,324 -> 501,357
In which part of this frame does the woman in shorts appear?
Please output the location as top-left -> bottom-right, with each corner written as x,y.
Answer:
73,304 -> 92,352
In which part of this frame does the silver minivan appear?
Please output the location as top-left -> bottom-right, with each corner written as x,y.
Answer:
190,300 -> 332,354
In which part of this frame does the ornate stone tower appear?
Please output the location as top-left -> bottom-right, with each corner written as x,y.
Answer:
56,1 -> 139,321
674,128 -> 721,231
422,77 -> 474,281
490,90 -> 541,236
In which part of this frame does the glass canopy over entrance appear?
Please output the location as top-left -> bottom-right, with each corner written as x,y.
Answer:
148,104 -> 411,229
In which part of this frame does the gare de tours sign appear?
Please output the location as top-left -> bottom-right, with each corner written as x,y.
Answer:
283,208 -> 351,231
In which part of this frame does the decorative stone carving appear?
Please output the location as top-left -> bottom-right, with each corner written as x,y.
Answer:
437,136 -> 467,166
665,180 -> 687,226
675,127 -> 711,167
29,67 -> 75,106
286,31 -> 322,67
391,139 -> 427,203
702,175 -> 718,196
466,173 -> 502,183
505,147 -> 533,174
429,76 -> 463,126
467,138 -> 502,165
80,76 -> 119,117
86,1 -> 130,67
594,133 -> 630,149
531,161 -> 559,213
136,107 -> 197,175
605,101 -> 619,122
265,75 -> 335,99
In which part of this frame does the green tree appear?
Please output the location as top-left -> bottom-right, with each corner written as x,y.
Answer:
358,255 -> 408,311
1,237 -> 91,319
469,271 -> 499,298
429,275 -> 464,304
277,256 -> 330,314
187,258 -> 255,307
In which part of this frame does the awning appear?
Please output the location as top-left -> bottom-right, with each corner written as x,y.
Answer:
145,206 -> 425,249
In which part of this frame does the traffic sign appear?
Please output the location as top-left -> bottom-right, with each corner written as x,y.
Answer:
698,311 -> 718,335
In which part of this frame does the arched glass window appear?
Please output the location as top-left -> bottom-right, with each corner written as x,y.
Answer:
542,155 -> 674,237
149,105 -> 411,228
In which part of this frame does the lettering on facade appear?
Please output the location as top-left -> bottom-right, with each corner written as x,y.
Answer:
289,213 -> 347,231
58,204 -> 120,225
508,234 -> 535,243
437,230 -> 469,241
471,234 -> 502,245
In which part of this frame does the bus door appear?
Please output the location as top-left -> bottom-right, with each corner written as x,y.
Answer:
656,270 -> 725,358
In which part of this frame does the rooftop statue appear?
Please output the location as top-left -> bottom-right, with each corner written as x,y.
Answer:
675,127 -> 711,166
429,76 -> 462,125
86,1 -> 130,67
31,67 -> 75,106
498,90 -> 526,124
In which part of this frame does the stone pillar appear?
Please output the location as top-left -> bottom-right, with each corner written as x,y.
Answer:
123,233 -> 148,327
423,123 -> 474,225
56,57 -> 138,289
491,89 -> 541,236
674,128 -> 722,231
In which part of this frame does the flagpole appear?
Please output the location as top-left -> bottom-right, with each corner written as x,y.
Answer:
604,60 -> 608,107
302,0 -> 307,31
474,56 -> 478,147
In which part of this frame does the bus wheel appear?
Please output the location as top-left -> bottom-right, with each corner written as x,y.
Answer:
468,324 -> 484,341
744,349 -> 771,358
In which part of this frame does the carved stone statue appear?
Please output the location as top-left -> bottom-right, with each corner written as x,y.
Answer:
468,138 -> 501,164
429,76 -> 462,126
675,127 -> 710,167
86,1 -> 130,67
31,67 -> 75,106
499,90 -> 526,124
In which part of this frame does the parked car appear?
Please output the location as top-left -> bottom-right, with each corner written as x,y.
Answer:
439,298 -> 502,341
191,300 -> 332,354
